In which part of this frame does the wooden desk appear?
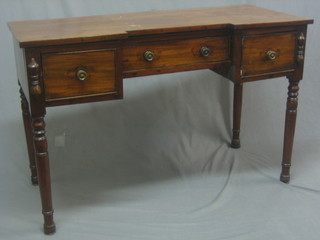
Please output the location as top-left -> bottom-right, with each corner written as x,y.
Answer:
8,5 -> 313,234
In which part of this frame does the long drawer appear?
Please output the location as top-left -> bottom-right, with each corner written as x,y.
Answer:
123,36 -> 230,74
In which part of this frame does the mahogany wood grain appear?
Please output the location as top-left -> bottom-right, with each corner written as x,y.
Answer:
42,49 -> 119,101
8,5 -> 313,48
123,36 -> 230,73
241,32 -> 296,77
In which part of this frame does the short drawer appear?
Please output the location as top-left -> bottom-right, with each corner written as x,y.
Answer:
123,36 -> 230,72
241,32 -> 296,77
42,49 -> 122,101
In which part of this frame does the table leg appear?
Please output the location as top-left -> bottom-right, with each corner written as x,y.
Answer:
19,86 -> 38,185
231,83 -> 243,148
280,77 -> 300,183
32,116 -> 56,234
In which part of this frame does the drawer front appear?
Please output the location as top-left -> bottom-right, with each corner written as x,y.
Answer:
42,49 -> 121,101
241,32 -> 296,77
123,36 -> 230,72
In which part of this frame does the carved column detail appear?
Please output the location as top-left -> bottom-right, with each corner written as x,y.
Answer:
281,78 -> 300,183
286,80 -> 299,114
19,86 -> 38,185
32,117 -> 56,234
28,58 -> 42,95
297,32 -> 305,63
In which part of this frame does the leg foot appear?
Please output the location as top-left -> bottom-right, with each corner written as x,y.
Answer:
44,225 -> 56,235
44,223 -> 56,235
31,176 -> 39,185
43,211 -> 56,234
280,174 -> 290,183
230,138 -> 241,149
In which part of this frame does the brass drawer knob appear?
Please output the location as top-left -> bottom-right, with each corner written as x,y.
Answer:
200,46 -> 211,57
266,50 -> 278,60
76,69 -> 87,81
144,50 -> 155,62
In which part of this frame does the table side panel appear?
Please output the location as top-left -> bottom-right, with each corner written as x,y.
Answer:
13,39 -> 29,100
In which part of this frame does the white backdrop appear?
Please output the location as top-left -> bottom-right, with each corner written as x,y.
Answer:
1,0 -> 320,239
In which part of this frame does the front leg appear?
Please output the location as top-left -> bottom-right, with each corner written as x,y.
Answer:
32,117 -> 56,234
27,57 -> 56,234
280,77 -> 300,183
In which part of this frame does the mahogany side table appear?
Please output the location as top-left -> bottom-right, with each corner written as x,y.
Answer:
8,5 -> 313,234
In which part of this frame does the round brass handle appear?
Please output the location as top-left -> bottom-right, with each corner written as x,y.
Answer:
76,69 -> 87,81
144,50 -> 155,62
200,46 -> 211,57
266,50 -> 278,60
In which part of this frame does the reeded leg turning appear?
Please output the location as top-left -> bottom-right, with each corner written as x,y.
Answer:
19,87 -> 38,185
32,117 -> 56,234
231,83 -> 243,148
280,78 -> 300,183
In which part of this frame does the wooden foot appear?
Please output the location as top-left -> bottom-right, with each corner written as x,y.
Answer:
19,86 -> 38,185
231,83 -> 243,148
280,172 -> 290,183
32,117 -> 56,233
43,211 -> 56,234
231,137 -> 241,149
280,77 -> 300,183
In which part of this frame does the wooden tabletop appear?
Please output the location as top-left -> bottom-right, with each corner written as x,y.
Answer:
8,5 -> 313,48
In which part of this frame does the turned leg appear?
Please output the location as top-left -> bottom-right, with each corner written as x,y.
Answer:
32,117 -> 56,234
231,83 -> 243,148
280,78 -> 300,183
19,87 -> 38,185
